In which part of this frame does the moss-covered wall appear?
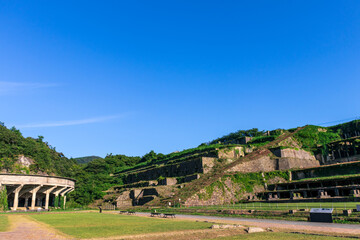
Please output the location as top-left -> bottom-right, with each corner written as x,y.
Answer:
0,185 -> 8,211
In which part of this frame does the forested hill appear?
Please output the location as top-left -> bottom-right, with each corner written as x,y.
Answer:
0,123 -> 77,177
1,119 -> 359,207
74,156 -> 102,164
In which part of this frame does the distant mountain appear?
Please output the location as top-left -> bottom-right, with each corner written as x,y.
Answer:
74,156 -> 102,164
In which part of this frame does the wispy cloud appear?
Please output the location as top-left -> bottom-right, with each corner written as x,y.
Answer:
0,81 -> 58,95
17,115 -> 125,128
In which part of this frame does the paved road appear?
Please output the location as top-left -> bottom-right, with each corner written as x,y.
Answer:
136,212 -> 360,235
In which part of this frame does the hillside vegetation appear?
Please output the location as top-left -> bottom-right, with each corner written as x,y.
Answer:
0,123 -> 77,176
74,156 -> 102,164
1,120 -> 359,207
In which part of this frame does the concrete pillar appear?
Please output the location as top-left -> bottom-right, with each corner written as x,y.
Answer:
303,191 -> 308,198
24,197 -> 29,208
290,191 -> 294,200
45,186 -> 57,210
13,185 -> 24,211
60,188 -> 74,209
274,193 -> 279,199
53,187 -> 67,208
30,185 -> 42,210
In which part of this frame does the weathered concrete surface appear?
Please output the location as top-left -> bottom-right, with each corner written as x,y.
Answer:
116,190 -> 133,208
227,149 -> 319,173
227,155 -> 277,173
0,174 -> 75,211
278,157 -> 319,170
0,174 -> 75,188
158,178 -> 177,186
272,148 -> 316,160
217,147 -> 244,159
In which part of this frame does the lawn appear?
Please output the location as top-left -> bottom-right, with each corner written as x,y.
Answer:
212,232 -> 356,240
0,215 -> 8,232
30,212 -> 212,238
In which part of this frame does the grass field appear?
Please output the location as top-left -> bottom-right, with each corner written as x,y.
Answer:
0,215 -> 8,232
212,232 -> 356,240
30,212 -> 212,238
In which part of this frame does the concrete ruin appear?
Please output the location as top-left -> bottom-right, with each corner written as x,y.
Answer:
262,174 -> 360,202
317,137 -> 360,165
0,173 -> 75,211
227,147 -> 320,173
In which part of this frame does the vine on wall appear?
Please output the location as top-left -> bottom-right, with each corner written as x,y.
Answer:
0,185 -> 8,211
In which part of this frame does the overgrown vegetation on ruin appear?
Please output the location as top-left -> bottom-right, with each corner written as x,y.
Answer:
0,186 -> 8,211
292,161 -> 360,181
197,170 -> 290,201
294,125 -> 341,154
1,120 -> 359,207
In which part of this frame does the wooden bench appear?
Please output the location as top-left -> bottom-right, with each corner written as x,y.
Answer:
163,213 -> 176,218
150,212 -> 162,217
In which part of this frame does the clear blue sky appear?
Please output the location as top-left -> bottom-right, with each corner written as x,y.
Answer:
1,1 -> 359,158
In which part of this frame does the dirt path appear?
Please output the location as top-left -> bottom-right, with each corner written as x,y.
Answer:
0,215 -> 73,240
134,212 -> 360,236
84,229 -> 247,240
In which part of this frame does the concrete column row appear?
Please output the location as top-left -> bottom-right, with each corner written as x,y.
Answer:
7,184 -> 73,211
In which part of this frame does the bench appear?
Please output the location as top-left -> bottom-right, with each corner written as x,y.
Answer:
163,213 -> 176,218
119,211 -> 128,214
127,211 -> 136,215
150,212 -> 162,217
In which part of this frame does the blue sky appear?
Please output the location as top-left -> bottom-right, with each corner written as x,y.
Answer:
1,1 -> 359,158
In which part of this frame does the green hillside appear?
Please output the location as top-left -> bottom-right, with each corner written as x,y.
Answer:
0,123 -> 77,176
74,156 -> 102,164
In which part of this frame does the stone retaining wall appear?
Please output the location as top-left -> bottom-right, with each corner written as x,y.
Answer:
123,157 -> 217,184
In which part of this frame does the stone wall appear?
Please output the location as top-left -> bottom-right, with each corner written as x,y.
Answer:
227,156 -> 277,173
183,174 -> 200,182
116,191 -> 132,207
217,147 -> 244,159
272,148 -> 315,160
117,188 -> 159,207
227,148 -> 320,173
158,178 -> 177,186
278,157 -> 319,170
123,157 -> 216,184
202,157 -> 216,174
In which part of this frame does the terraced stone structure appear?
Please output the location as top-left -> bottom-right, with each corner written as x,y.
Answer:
114,131 -> 323,207
0,173 -> 75,211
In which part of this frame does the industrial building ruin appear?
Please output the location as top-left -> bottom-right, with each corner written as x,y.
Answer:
0,173 -> 75,211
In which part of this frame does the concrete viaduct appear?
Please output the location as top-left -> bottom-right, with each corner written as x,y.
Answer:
0,173 -> 75,211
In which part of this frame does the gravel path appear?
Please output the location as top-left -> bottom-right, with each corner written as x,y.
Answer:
0,215 -> 72,240
135,212 -> 360,235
